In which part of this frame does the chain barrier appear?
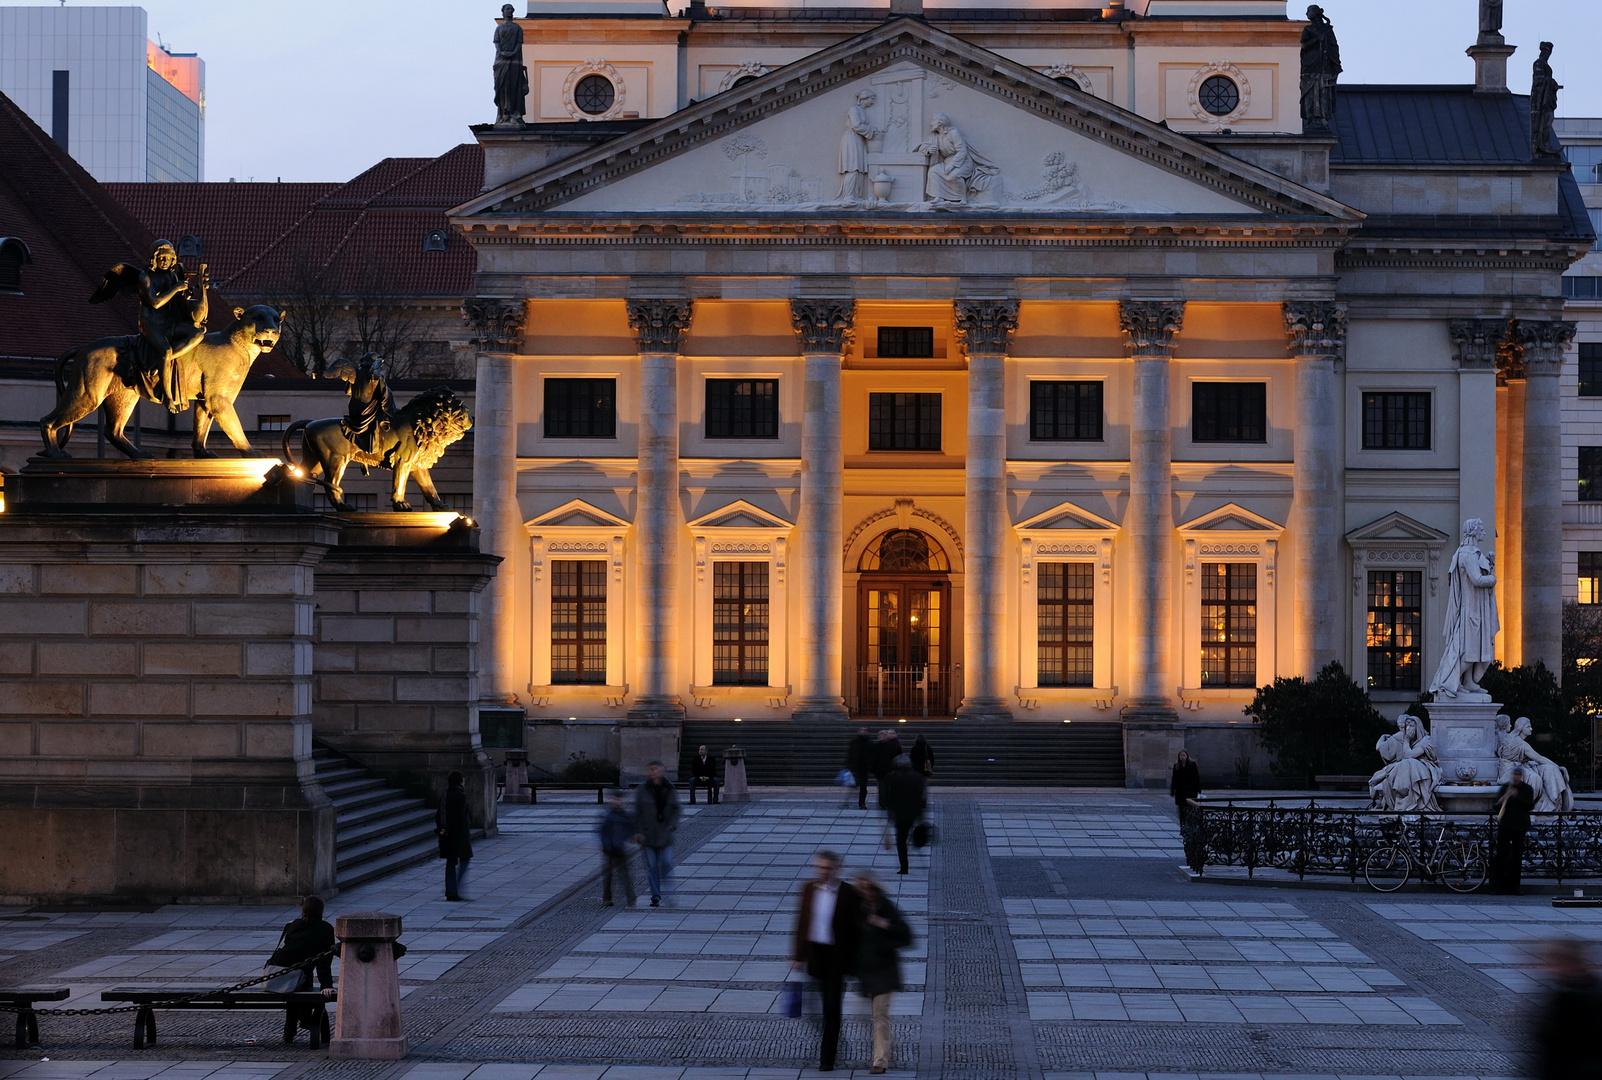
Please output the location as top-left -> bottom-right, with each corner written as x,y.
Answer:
0,943 -> 344,1017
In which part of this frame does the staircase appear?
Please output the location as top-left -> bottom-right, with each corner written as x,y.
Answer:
312,746 -> 440,890
679,719 -> 1126,787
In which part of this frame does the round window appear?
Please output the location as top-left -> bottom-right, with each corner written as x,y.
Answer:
574,74 -> 616,116
1054,75 -> 1086,92
732,75 -> 758,88
1198,75 -> 1240,117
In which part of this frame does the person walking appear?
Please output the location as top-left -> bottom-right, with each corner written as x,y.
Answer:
689,744 -> 720,805
871,730 -> 900,809
853,870 -> 913,1075
633,761 -> 682,907
597,789 -> 637,908
910,734 -> 935,778
436,771 -> 473,901
1492,765 -> 1536,894
1532,938 -> 1602,1080
882,754 -> 927,875
791,850 -> 861,1073
267,895 -> 336,1043
847,728 -> 874,810
1169,749 -> 1201,828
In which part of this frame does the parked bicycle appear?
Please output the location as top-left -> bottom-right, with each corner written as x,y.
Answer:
1363,820 -> 1487,893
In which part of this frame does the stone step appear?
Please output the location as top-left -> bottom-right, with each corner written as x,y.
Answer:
313,743 -> 442,888
336,836 -> 443,891
336,806 -> 438,850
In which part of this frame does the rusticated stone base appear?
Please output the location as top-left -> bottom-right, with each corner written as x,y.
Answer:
1122,716 -> 1185,790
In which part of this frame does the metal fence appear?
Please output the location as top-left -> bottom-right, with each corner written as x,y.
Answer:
853,665 -> 952,719
1184,799 -> 1602,883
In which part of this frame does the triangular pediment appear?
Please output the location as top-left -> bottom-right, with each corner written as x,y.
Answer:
687,499 -> 793,532
1345,512 -> 1450,546
1178,502 -> 1283,534
525,499 -> 631,530
454,20 -> 1359,224
1016,501 -> 1120,534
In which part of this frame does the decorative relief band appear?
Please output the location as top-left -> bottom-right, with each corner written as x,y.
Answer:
1034,543 -> 1099,557
954,299 -> 1020,356
1199,543 -> 1261,556
626,300 -> 694,354
710,542 -> 773,554
1118,300 -> 1185,356
1283,301 -> 1348,360
461,297 -> 527,352
789,300 -> 856,354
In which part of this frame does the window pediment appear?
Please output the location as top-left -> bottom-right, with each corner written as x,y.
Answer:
524,498 -> 631,533
1345,511 -> 1450,597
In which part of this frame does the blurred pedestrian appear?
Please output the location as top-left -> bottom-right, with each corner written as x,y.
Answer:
1532,938 -> 1602,1079
853,870 -> 913,1075
847,728 -> 874,810
436,770 -> 473,901
1492,765 -> 1536,895
1170,749 -> 1201,827
910,734 -> 934,778
689,744 -> 720,805
597,789 -> 636,908
882,754 -> 927,875
791,850 -> 861,1073
633,760 -> 682,907
871,729 -> 900,809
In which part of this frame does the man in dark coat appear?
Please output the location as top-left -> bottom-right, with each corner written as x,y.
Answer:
853,870 -> 913,1075
632,761 -> 682,907
1169,749 -> 1202,828
791,851 -> 861,1073
1533,938 -> 1602,1080
597,790 -> 636,907
847,729 -> 874,810
870,730 -> 900,809
881,754 -> 927,875
437,771 -> 473,901
689,744 -> 719,805
1493,765 -> 1536,894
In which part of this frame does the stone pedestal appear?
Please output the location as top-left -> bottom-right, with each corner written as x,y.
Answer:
1429,699 -> 1502,811
618,720 -> 681,786
329,911 -> 408,1060
722,747 -> 749,802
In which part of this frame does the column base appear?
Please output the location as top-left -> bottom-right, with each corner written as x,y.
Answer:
955,698 -> 1014,722
790,699 -> 849,722
626,697 -> 686,721
1121,707 -> 1184,790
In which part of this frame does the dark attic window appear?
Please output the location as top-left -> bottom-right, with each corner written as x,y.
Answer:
422,229 -> 448,253
0,237 -> 32,294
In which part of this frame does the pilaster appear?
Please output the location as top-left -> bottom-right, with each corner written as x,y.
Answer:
1284,302 -> 1347,677
1516,318 -> 1575,675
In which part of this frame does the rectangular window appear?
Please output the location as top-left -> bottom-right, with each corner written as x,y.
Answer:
1366,569 -> 1422,691
1582,344 -> 1602,397
52,70 -> 69,146
1582,552 -> 1602,606
705,378 -> 778,439
257,414 -> 290,432
1565,277 -> 1602,301
1192,383 -> 1267,443
877,326 -> 934,359
1030,381 -> 1104,442
1200,562 -> 1257,688
1037,562 -> 1094,687
551,560 -> 607,684
868,392 -> 941,451
713,561 -> 769,686
1582,447 -> 1602,502
1362,392 -> 1431,450
544,378 -> 616,439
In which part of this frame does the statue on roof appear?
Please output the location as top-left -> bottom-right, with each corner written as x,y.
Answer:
1479,0 -> 1504,41
1299,5 -> 1341,134
1531,41 -> 1563,158
492,4 -> 527,128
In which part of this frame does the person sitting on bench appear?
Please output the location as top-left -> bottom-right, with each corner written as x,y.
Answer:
689,744 -> 720,805
268,896 -> 336,1042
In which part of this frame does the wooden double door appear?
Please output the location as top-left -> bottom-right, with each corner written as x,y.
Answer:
855,576 -> 951,717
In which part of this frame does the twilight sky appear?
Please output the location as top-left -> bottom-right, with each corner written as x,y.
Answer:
7,0 -> 1599,182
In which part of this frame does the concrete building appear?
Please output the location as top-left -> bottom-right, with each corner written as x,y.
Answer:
0,5 -> 204,182
451,0 -> 1591,783
1558,119 -> 1602,619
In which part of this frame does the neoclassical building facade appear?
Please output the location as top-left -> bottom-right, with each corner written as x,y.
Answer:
452,1 -> 1589,781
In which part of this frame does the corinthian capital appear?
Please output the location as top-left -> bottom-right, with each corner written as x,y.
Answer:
461,297 -> 527,352
954,300 -> 1020,356
1448,318 -> 1508,372
789,300 -> 856,354
626,300 -> 694,354
1118,301 -> 1185,356
1515,318 -> 1577,376
1283,302 -> 1348,360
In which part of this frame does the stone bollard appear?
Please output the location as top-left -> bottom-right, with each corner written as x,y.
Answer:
722,746 -> 750,802
504,749 -> 531,803
329,911 -> 408,1060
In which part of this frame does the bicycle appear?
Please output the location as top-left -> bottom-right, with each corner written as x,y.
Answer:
1363,820 -> 1487,893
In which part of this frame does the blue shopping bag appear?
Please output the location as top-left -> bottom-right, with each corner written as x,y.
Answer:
780,977 -> 804,1018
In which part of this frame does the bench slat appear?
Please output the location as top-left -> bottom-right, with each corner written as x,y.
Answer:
0,988 -> 68,1003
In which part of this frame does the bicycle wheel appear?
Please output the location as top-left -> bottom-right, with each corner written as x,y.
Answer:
1438,842 -> 1488,894
1364,845 -> 1411,892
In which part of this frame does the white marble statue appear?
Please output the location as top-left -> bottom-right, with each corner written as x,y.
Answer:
1497,715 -> 1575,812
1369,713 -> 1441,812
1428,518 -> 1500,700
914,114 -> 999,205
837,89 -> 881,203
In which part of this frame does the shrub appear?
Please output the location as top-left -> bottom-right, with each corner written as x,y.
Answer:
561,751 -> 620,783
1244,661 -> 1391,784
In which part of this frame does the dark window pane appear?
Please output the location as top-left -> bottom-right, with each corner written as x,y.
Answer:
545,378 -> 616,439
1362,392 -> 1432,450
705,378 -> 779,439
868,392 -> 941,451
1200,562 -> 1256,688
1038,561 -> 1094,687
1582,344 -> 1602,397
1582,447 -> 1602,502
1030,381 -> 1104,442
712,561 -> 769,685
877,326 -> 934,358
1192,383 -> 1267,443
574,74 -> 615,115
550,559 -> 607,684
1366,569 -> 1422,690
1198,75 -> 1240,116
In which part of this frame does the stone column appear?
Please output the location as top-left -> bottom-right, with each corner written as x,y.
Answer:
1119,301 -> 1185,727
1518,319 -> 1575,674
1502,374 -> 1527,666
955,300 -> 1019,721
462,298 -> 526,704
1284,303 -> 1348,676
790,300 -> 854,721
626,300 -> 693,720
1452,319 -> 1513,661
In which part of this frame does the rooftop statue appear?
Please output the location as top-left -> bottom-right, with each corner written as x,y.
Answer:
914,114 -> 999,206
38,241 -> 283,459
1479,0 -> 1503,40
1530,41 -> 1563,158
1428,518 -> 1499,700
493,4 -> 527,127
1299,5 -> 1341,134
284,353 -> 473,512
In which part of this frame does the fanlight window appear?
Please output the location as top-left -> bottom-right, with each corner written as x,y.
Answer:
858,529 -> 950,573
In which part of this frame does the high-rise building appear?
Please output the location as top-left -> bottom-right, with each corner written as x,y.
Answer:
0,5 -> 204,182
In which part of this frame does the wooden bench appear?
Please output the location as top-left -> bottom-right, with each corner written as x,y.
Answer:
1313,775 -> 1370,792
530,781 -> 616,804
100,986 -> 335,1050
1,987 -> 68,1048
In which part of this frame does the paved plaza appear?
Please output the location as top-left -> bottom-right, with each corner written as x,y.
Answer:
0,789 -> 1579,1079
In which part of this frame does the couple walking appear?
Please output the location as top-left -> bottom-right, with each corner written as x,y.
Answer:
597,761 -> 683,907
792,850 -> 914,1073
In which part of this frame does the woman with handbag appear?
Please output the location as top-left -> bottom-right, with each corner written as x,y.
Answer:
853,870 -> 913,1075
266,895 -> 336,1043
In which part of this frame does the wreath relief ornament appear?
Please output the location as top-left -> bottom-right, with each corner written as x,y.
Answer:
563,58 -> 626,120
1187,60 -> 1250,125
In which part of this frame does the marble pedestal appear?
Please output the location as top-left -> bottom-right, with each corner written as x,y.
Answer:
1429,699 -> 1502,812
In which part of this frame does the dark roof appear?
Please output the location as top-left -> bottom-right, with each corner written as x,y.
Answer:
105,182 -> 338,282
1331,86 -> 1535,165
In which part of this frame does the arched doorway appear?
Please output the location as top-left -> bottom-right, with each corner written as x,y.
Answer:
855,528 -> 951,717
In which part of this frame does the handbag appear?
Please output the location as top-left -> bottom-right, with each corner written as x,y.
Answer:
780,976 -> 803,1019
263,926 -> 306,995
835,769 -> 856,787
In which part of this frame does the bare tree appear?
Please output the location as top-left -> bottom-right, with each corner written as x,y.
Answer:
265,251 -> 431,379
265,248 -> 342,377
342,260 -> 427,380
